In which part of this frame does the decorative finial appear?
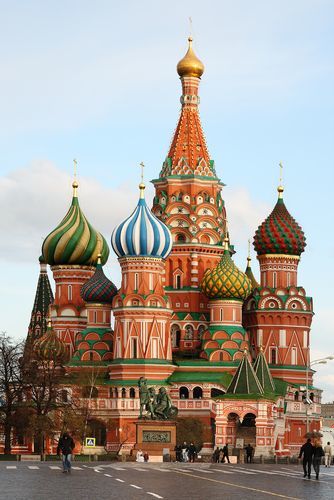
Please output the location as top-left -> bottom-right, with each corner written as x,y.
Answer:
247,238 -> 251,265
243,347 -> 248,355
277,161 -> 284,199
223,220 -> 229,251
47,318 -> 52,329
72,158 -> 79,196
259,345 -> 264,352
189,16 -> 193,39
139,162 -> 145,199
97,253 -> 102,265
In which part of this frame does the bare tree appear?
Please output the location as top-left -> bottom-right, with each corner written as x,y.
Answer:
0,333 -> 24,454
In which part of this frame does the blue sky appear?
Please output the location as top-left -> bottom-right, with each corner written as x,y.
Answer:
0,1 -> 333,400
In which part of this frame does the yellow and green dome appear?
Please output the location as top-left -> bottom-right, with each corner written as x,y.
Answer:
42,181 -> 109,266
201,239 -> 252,300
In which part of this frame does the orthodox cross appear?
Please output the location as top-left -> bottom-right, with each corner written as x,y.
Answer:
73,158 -> 77,180
279,161 -> 283,185
140,162 -> 145,184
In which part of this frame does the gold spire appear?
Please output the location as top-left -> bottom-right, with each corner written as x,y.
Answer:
177,36 -> 204,78
247,238 -> 252,266
97,253 -> 102,265
277,161 -> 284,199
139,161 -> 145,199
223,221 -> 229,251
72,158 -> 78,197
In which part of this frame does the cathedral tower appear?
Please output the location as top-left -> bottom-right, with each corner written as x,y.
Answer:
41,177 -> 109,356
110,180 -> 174,381
152,37 -> 227,353
243,180 -> 313,385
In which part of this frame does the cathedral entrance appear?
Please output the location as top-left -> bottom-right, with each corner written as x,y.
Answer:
236,412 -> 256,448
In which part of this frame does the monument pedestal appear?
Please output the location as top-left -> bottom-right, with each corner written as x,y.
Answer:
133,420 -> 176,462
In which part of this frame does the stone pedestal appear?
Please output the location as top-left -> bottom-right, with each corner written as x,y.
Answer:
133,420 -> 176,461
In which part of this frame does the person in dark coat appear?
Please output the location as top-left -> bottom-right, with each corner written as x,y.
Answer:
313,439 -> 325,480
57,432 -> 75,473
212,446 -> 220,463
298,438 -> 314,478
175,444 -> 182,462
221,444 -> 230,464
188,442 -> 197,463
245,444 -> 254,463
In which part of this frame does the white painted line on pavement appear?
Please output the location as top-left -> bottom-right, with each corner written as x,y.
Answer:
104,474 -> 113,477
211,468 -> 234,474
156,468 -> 171,472
49,466 -> 61,470
134,467 -> 149,472
231,469 -> 256,475
147,493 -> 163,499
6,466 -> 17,469
28,466 -> 39,469
71,467 -> 83,470
112,466 -> 126,471
115,478 -> 125,483
130,484 -> 143,489
94,469 -> 102,473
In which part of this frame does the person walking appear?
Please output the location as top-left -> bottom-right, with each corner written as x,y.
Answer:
245,444 -> 254,463
57,432 -> 75,473
324,442 -> 332,467
221,444 -> 230,464
298,438 -> 314,479
188,442 -> 197,463
313,439 -> 325,480
175,444 -> 182,462
212,446 -> 220,463
181,441 -> 188,462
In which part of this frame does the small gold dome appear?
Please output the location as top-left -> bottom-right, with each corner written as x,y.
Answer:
177,37 -> 204,79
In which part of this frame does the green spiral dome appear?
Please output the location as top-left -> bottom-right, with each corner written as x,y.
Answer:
34,322 -> 67,361
42,182 -> 109,266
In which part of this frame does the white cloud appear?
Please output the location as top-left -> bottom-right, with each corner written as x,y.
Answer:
0,160 -> 138,263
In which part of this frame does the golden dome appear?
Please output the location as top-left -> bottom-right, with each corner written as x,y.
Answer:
177,37 -> 204,79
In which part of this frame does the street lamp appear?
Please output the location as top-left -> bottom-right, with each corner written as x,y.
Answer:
305,356 -> 334,433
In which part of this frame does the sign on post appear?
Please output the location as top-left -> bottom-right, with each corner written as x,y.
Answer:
85,437 -> 96,447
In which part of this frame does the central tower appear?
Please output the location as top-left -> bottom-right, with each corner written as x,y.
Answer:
152,37 -> 227,353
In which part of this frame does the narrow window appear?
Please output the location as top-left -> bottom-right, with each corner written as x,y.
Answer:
291,347 -> 297,365
68,285 -> 72,301
220,309 -> 223,322
132,338 -> 138,359
149,273 -> 153,290
287,272 -> 291,287
134,273 -> 139,290
93,311 -> 97,323
270,348 -> 277,365
175,275 -> 181,289
272,272 -> 277,288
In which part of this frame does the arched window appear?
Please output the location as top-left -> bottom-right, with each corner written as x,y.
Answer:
176,233 -> 186,242
270,347 -> 277,365
184,325 -> 194,340
179,387 -> 189,399
129,388 -> 136,398
310,392 -> 314,402
171,324 -> 181,348
198,325 -> 206,340
121,388 -> 126,398
175,274 -> 182,289
193,387 -> 203,399
294,391 -> 299,401
60,389 -> 69,403
109,388 -> 114,398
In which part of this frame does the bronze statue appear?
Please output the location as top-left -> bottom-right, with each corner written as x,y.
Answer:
138,377 -> 178,420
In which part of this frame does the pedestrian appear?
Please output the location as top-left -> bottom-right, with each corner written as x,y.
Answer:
212,446 -> 220,463
143,451 -> 149,463
324,441 -> 332,468
245,443 -> 254,463
221,444 -> 230,464
188,442 -> 197,463
136,449 -> 144,462
298,438 -> 314,479
175,444 -> 182,462
181,441 -> 188,462
313,439 -> 325,480
57,432 -> 75,473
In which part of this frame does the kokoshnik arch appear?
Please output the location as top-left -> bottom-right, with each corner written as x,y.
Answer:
13,36 -> 320,457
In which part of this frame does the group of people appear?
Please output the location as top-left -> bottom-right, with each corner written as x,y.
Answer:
299,438 -> 332,480
212,445 -> 231,463
136,449 -> 149,462
175,442 -> 197,462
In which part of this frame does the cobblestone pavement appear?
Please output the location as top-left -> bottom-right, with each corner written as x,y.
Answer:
0,461 -> 333,499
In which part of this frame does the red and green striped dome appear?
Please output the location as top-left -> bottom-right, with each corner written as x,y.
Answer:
81,258 -> 117,304
42,181 -> 109,266
254,189 -> 306,256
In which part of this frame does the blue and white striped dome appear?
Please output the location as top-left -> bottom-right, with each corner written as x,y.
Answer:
111,185 -> 172,260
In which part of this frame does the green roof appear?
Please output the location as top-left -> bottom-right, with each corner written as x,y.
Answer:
226,352 -> 263,395
254,350 -> 276,392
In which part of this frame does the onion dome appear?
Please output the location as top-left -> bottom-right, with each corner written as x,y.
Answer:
200,237 -> 252,300
42,180 -> 109,266
177,36 -> 204,79
81,255 -> 117,304
111,182 -> 172,259
34,320 -> 67,361
254,185 -> 306,256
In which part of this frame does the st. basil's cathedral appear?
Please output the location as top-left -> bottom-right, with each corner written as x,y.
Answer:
22,37 -> 321,457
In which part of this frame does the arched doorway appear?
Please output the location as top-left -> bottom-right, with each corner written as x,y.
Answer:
237,413 -> 256,448
87,419 -> 107,447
